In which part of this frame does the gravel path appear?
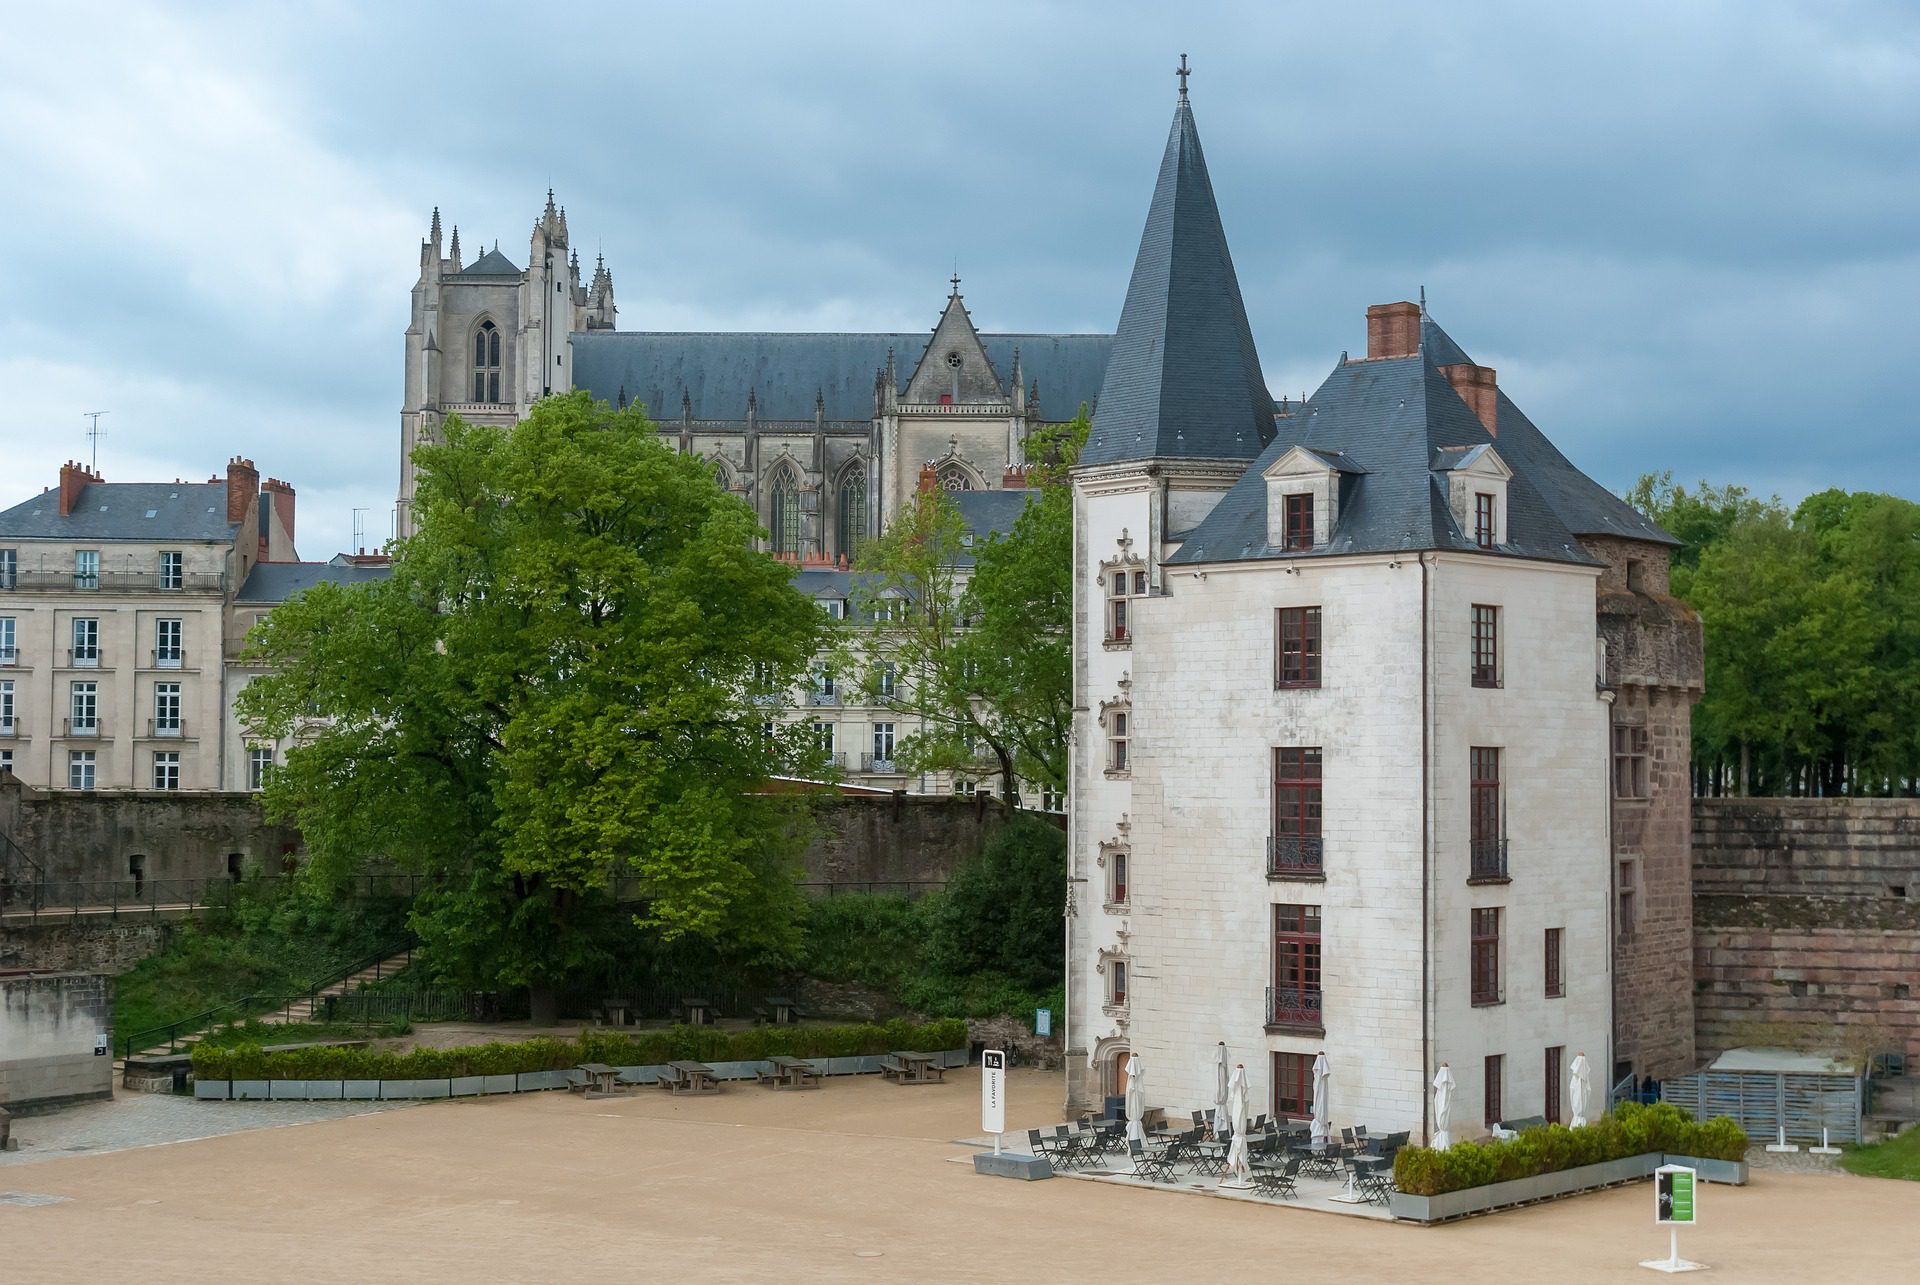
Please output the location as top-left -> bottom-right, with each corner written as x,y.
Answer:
0,1092 -> 417,1169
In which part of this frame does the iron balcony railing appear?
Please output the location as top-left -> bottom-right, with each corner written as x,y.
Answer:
1,570 -> 227,593
62,718 -> 101,737
1470,837 -> 1509,881
0,719 -> 16,738
808,690 -> 840,706
1267,834 -> 1326,877
67,649 -> 102,668
147,719 -> 187,739
152,649 -> 185,669
1265,984 -> 1324,1030
860,753 -> 897,773
0,647 -> 16,665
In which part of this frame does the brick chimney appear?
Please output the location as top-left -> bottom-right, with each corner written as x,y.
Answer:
1365,301 -> 1422,360
57,461 -> 101,516
918,463 -> 938,495
1001,464 -> 1031,489
261,477 -> 296,557
226,457 -> 259,525
1439,363 -> 1499,434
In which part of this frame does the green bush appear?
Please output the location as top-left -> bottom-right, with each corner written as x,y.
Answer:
926,816 -> 1064,990
191,1017 -> 969,1081
1392,1104 -> 1748,1196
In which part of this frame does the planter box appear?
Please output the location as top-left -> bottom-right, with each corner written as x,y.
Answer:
232,1080 -> 271,1101
343,1080 -> 381,1100
270,1080 -> 313,1101
515,1070 -> 569,1092
1392,1152 -> 1665,1223
1666,1154 -> 1747,1185
482,1075 -> 519,1096
304,1080 -> 343,1101
940,1048 -> 969,1069
449,1076 -> 485,1098
194,1079 -> 231,1100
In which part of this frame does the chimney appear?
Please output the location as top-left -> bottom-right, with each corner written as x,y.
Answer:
1364,301 -> 1422,360
57,461 -> 100,517
918,463 -> 938,495
1002,464 -> 1031,489
226,456 -> 259,524
1439,363 -> 1499,434
261,477 -> 297,557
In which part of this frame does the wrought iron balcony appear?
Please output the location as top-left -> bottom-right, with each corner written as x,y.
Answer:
1267,834 -> 1326,877
62,719 -> 101,738
808,690 -> 840,707
1469,837 -> 1509,881
0,647 -> 16,665
1265,984 -> 1324,1031
1,570 -> 225,593
860,753 -> 898,773
67,649 -> 102,668
152,649 -> 185,670
147,719 -> 187,739
0,719 -> 16,738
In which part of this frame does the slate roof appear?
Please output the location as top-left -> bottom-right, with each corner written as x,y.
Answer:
456,248 -> 521,278
1169,317 -> 1612,567
235,562 -> 392,603
572,330 -> 1112,425
0,482 -> 237,542
1080,92 -> 1275,467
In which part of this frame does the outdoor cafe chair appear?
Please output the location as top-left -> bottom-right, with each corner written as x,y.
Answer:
1252,1154 -> 1301,1200
1126,1139 -> 1176,1184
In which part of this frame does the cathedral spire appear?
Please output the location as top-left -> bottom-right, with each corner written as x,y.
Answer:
448,225 -> 461,270
1081,67 -> 1274,466
430,206 -> 441,245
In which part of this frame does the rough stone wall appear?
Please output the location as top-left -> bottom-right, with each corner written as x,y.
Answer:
1590,537 -> 1705,1086
0,972 -> 114,1111
1692,798 -> 1920,1061
0,921 -> 174,975
801,794 -> 1044,888
0,777 -> 304,886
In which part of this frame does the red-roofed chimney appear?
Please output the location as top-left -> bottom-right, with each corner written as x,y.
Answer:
261,477 -> 296,557
1440,363 -> 1499,434
1001,464 -> 1030,489
918,463 -> 938,495
1365,302 -> 1421,360
57,461 -> 100,516
226,457 -> 259,525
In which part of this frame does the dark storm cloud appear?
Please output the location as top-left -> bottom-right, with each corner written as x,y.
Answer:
1,1 -> 1914,557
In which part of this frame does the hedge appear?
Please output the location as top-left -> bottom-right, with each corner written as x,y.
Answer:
190,1018 -> 968,1081
1392,1103 -> 1748,1196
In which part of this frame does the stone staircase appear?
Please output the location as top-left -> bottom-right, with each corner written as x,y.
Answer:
255,948 -> 415,1026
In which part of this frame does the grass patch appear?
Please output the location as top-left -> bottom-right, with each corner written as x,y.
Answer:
1840,1126 -> 1920,1181
189,1020 -> 411,1050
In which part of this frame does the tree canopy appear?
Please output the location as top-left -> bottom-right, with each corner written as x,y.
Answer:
239,394 -> 826,1017
1631,473 -> 1920,796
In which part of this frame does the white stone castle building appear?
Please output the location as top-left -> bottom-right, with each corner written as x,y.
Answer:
1065,82 -> 1681,1140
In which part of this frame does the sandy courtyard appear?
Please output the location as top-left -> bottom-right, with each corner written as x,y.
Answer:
2,1068 -> 1912,1283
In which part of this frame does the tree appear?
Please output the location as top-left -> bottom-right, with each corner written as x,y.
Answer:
239,393 -> 826,1020
839,411 -> 1084,805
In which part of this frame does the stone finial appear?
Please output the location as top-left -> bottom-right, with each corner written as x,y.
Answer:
429,206 -> 441,244
448,225 -> 461,270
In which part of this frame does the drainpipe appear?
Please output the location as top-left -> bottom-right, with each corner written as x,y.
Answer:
1420,553 -> 1433,1144
1601,680 -> 1618,1098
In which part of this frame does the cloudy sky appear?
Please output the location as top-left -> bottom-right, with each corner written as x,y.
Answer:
2,1 -> 1915,558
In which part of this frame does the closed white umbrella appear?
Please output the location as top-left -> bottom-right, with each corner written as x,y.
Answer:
1431,1063 -> 1456,1151
1569,1052 -> 1592,1128
1310,1052 -> 1331,1146
1125,1056 -> 1147,1145
1212,1042 -> 1229,1137
1221,1062 -> 1253,1187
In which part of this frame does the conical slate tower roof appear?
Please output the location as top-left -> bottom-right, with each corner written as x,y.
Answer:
1081,86 -> 1275,466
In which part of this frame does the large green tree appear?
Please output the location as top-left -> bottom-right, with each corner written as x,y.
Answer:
838,412 -> 1083,805
240,393 -> 826,1019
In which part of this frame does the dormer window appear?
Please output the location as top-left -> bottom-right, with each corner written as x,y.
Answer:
1436,444 -> 1511,550
1285,495 -> 1314,550
1474,493 -> 1496,548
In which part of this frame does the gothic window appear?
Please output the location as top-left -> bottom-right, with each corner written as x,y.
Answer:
472,320 -> 501,403
837,467 -> 868,557
771,472 -> 802,557
937,463 -> 973,491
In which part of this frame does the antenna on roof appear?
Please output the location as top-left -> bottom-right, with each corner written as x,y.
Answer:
1419,285 -> 1427,316
82,411 -> 109,471
352,508 -> 368,555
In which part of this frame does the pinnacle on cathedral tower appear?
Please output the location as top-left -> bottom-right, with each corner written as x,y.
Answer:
1080,59 -> 1275,466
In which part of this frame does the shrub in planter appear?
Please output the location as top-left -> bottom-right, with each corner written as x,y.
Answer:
1391,1107 -> 1748,1197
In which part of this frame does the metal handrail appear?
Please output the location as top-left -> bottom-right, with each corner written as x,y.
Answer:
1265,984 -> 1324,1029
1469,838 -> 1509,880
1267,834 -> 1326,876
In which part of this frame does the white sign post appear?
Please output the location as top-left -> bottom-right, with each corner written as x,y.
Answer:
981,1049 -> 1006,1155
1641,1163 -> 1705,1273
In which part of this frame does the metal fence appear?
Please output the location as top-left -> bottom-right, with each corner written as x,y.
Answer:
795,880 -> 946,899
1660,1068 -> 1864,1143
0,873 -> 420,923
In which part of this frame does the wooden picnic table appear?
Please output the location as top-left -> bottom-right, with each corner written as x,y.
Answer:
879,1050 -> 946,1085
680,997 -> 713,1026
578,1062 -> 623,1096
657,1060 -> 720,1095
765,996 -> 799,1025
758,1055 -> 821,1090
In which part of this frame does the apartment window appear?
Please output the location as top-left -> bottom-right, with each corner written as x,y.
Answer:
1107,710 -> 1129,774
1471,605 -> 1500,688
1271,746 -> 1324,874
820,598 -> 846,620
1484,1054 -> 1504,1127
69,750 -> 96,790
1545,1046 -> 1564,1125
1108,959 -> 1128,1007
1545,927 -> 1565,998
247,746 -> 273,792
69,681 -> 98,734
74,549 -> 100,590
0,679 -> 13,733
1618,859 -> 1638,939
0,615 -> 14,665
1275,606 -> 1322,688
153,751 -> 180,791
813,669 -> 836,702
1613,725 -> 1650,799
1474,493 -> 1496,549
473,320 -> 501,403
0,749 -> 12,776
1471,907 -> 1503,1005
158,550 -> 183,590
0,548 -> 16,589
871,722 -> 894,765
811,721 -> 834,756
877,662 -> 896,698
155,618 -> 183,668
1106,567 -> 1146,642
1108,849 -> 1129,907
1040,785 -> 1064,812
1284,493 -> 1314,550
1273,1051 -> 1316,1120
72,617 -> 100,667
1270,903 -> 1323,1029
1470,747 -> 1505,879
871,596 -> 903,624
153,682 -> 182,736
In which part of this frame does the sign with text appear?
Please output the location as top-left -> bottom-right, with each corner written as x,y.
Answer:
981,1049 -> 1006,1139
1034,1008 -> 1052,1037
1655,1164 -> 1697,1225
94,1033 -> 108,1057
